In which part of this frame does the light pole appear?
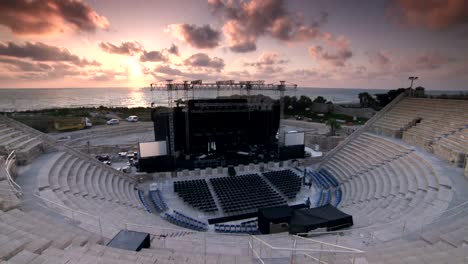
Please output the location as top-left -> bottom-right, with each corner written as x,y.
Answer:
409,76 -> 418,88
408,76 -> 418,96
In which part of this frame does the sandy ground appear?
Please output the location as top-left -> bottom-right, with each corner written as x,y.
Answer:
51,121 -> 153,138
49,119 -> 328,154
52,121 -> 154,146
282,119 -> 329,134
84,131 -> 153,146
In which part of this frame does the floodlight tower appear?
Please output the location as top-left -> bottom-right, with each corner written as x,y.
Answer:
408,76 -> 418,96
409,76 -> 418,88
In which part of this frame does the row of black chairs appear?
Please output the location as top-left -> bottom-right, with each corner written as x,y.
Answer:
210,174 -> 286,213
263,170 -> 302,199
174,179 -> 218,213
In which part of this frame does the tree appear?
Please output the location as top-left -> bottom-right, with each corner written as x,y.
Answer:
358,92 -> 378,108
313,96 -> 327,104
376,88 -> 406,108
297,95 -> 313,112
326,118 -> 341,136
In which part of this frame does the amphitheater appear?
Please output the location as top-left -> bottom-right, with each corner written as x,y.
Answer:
0,94 -> 467,263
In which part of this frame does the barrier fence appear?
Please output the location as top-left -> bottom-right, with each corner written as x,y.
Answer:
124,223 -> 364,264
296,198 -> 468,246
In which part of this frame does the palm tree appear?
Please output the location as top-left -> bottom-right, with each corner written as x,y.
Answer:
326,118 -> 341,136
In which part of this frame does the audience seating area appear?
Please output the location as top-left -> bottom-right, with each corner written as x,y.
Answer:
0,117 -> 44,165
371,97 -> 468,167
214,223 -> 258,234
137,190 -> 152,213
320,131 -> 453,227
35,151 -> 163,238
174,179 -> 217,213
215,218 -> 259,234
262,170 -> 301,199
307,168 -> 342,208
210,174 -> 286,213
164,210 -> 208,231
1,98 -> 467,263
149,189 -> 168,213
0,199 -> 104,263
329,206 -> 468,264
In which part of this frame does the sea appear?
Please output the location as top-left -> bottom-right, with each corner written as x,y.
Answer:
0,87 -> 464,112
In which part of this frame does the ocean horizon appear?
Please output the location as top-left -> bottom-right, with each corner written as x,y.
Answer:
0,87 -> 465,112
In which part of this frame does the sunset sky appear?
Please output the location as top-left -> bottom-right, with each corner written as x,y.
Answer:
0,0 -> 467,90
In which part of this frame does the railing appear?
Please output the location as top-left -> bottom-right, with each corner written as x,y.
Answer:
0,115 -> 136,183
125,223 -> 250,264
249,234 -> 364,264
124,223 -> 364,264
296,198 -> 468,246
33,194 -> 103,240
4,151 -> 22,196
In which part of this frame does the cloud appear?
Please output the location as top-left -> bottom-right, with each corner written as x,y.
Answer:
166,44 -> 179,56
414,51 -> 455,70
0,57 -> 53,72
183,53 -> 225,71
0,0 -> 109,35
367,51 -> 391,67
244,52 -> 288,67
209,0 -> 330,53
308,37 -> 353,67
99,41 -> 143,55
154,65 -> 183,76
152,64 -> 217,81
168,24 -> 221,49
0,57 -> 84,81
140,50 -> 167,62
88,69 -> 126,82
0,41 -> 100,67
390,0 -> 468,30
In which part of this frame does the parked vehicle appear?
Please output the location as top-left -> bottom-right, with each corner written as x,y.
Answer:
126,116 -> 138,122
96,154 -> 110,161
106,119 -> 119,125
122,166 -> 131,173
85,117 -> 92,128
54,117 -> 92,131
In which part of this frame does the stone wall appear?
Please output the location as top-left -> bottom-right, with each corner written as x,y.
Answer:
305,134 -> 346,152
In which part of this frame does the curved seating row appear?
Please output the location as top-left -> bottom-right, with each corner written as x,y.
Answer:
0,207 -> 103,262
0,120 -> 44,165
164,211 -> 208,231
35,151 -> 163,238
370,97 -> 468,167
138,190 -> 152,213
320,131 -> 453,227
149,189 -> 168,213
214,223 -> 258,234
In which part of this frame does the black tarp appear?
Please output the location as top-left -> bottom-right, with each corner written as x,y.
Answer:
208,204 -> 307,225
107,230 -> 151,251
289,205 -> 353,234
258,205 -> 292,234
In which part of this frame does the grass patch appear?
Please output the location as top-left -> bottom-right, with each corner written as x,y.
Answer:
4,106 -> 153,133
